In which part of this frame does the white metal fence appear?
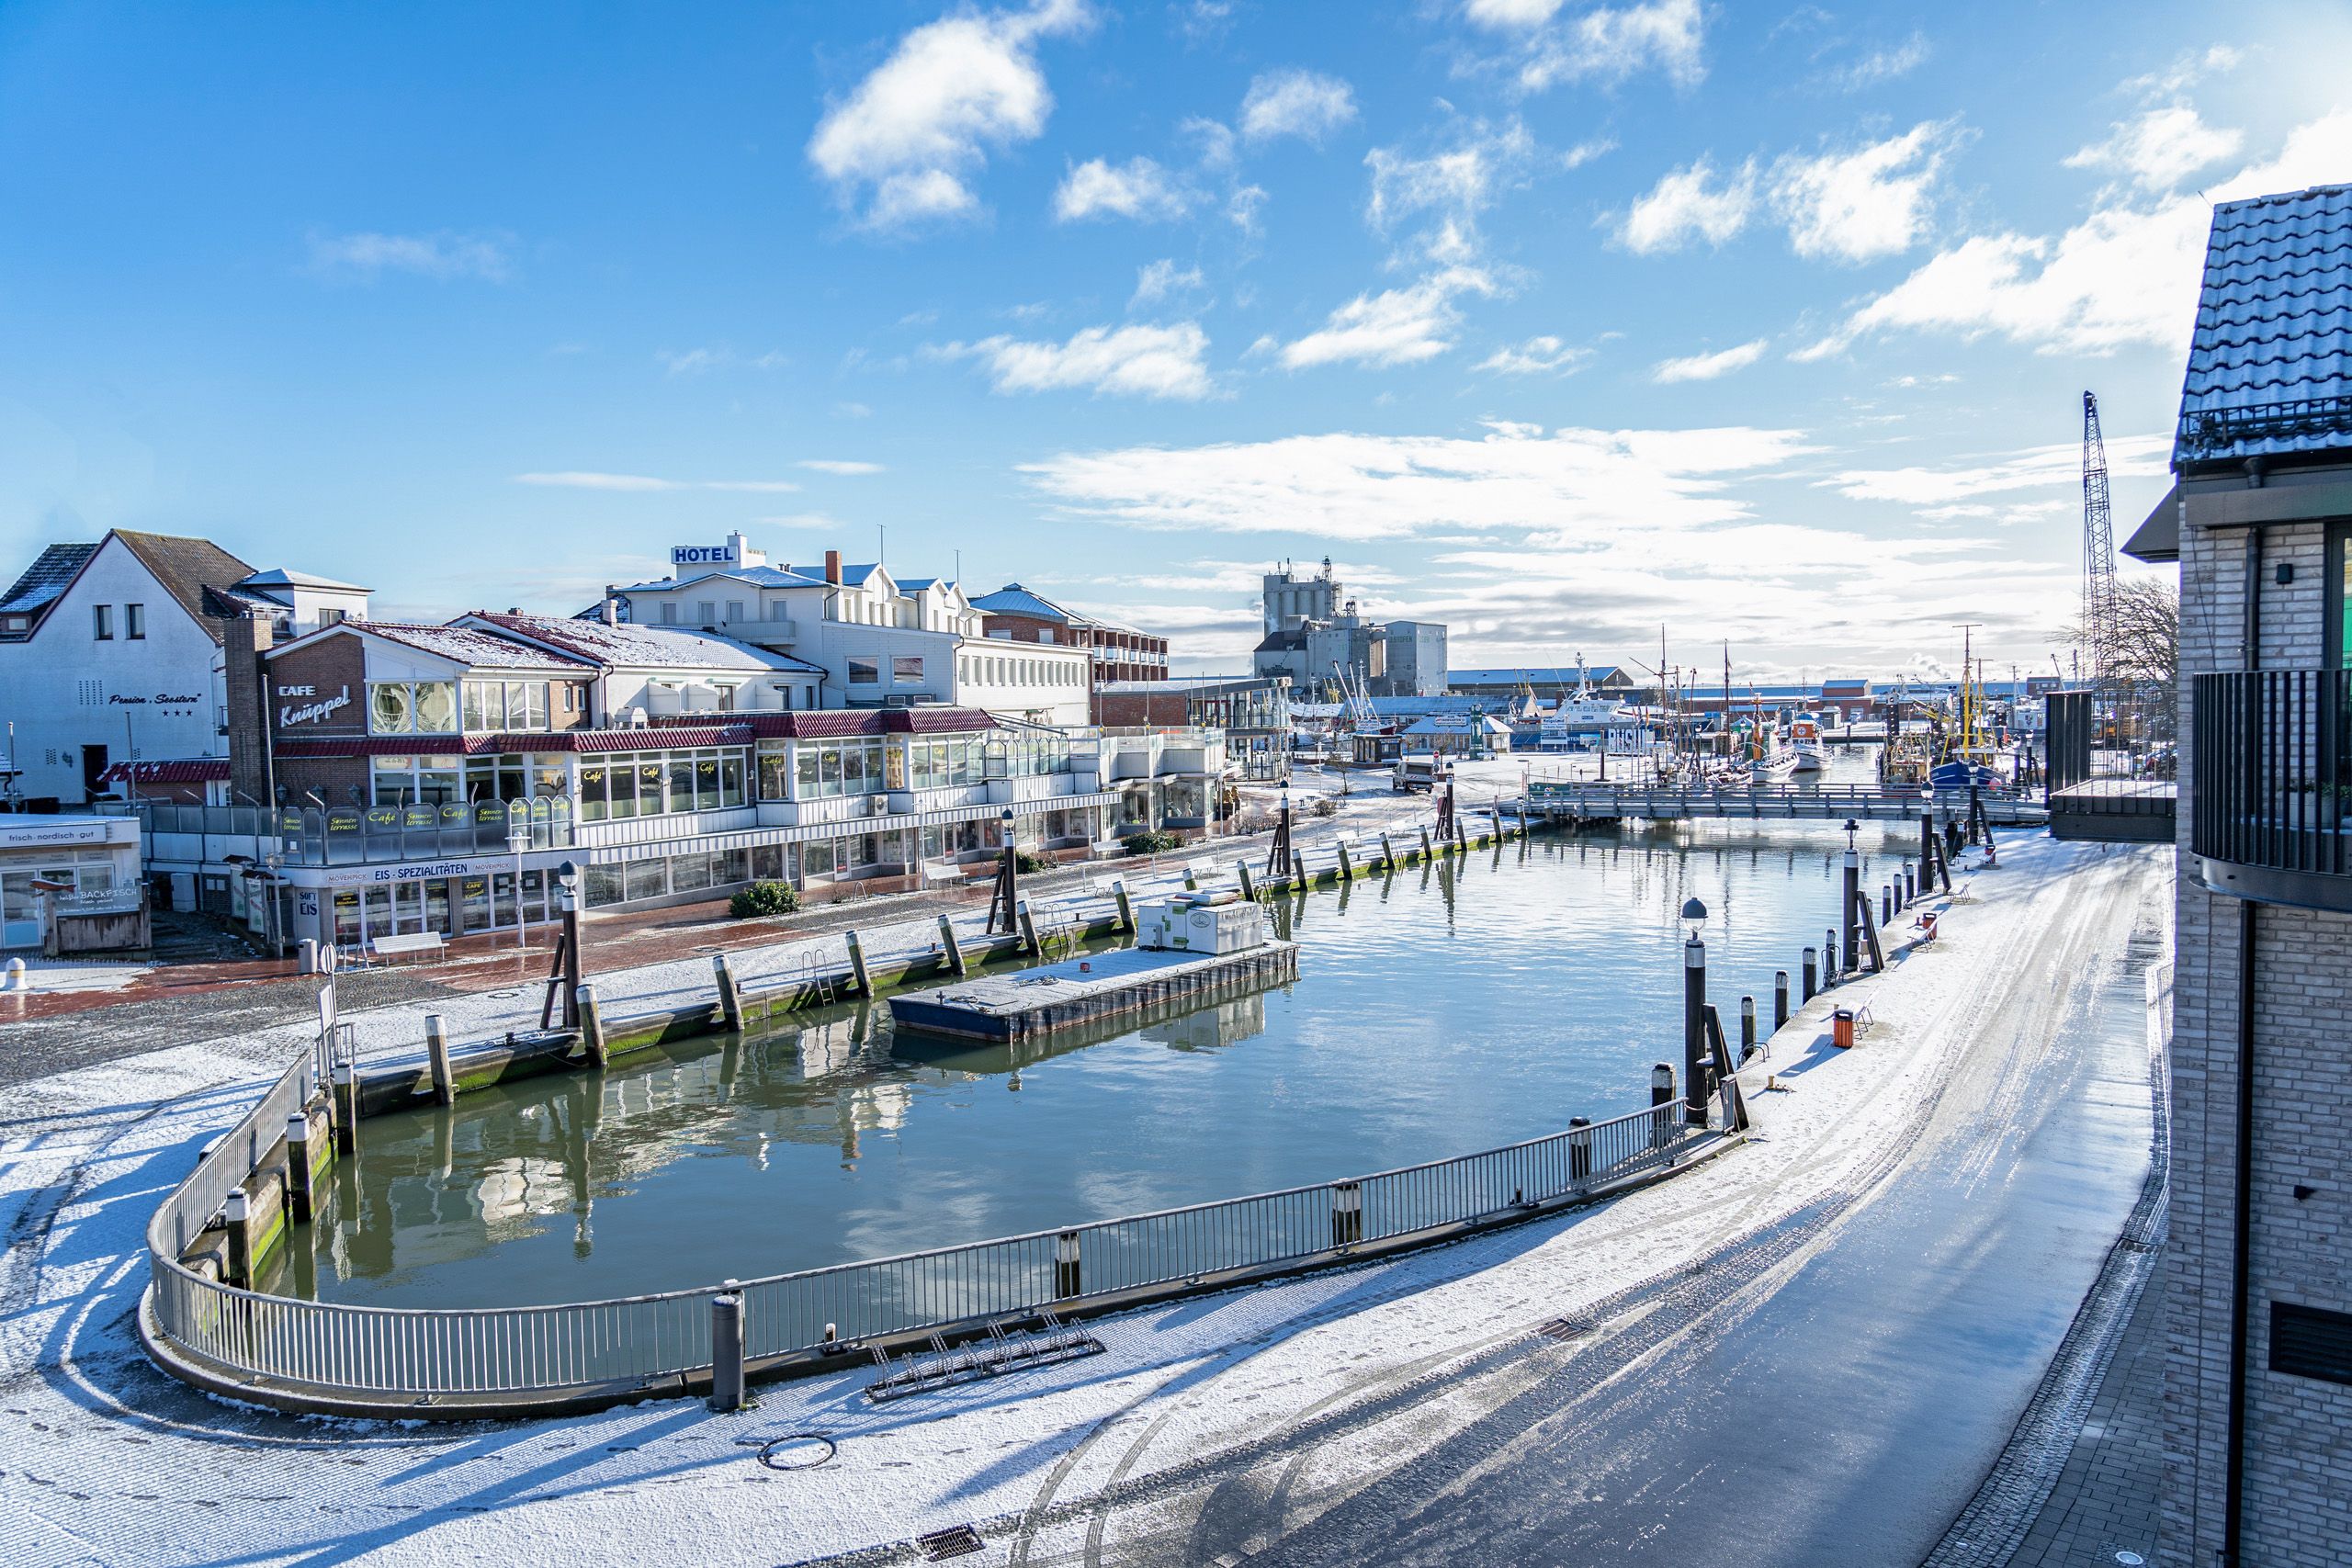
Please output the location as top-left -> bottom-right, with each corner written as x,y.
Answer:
144,1058 -> 1690,1406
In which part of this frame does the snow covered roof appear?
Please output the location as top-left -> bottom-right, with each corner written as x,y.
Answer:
971,582 -> 1075,622
610,564 -> 832,594
466,612 -> 825,673
313,620 -> 593,670
0,543 -> 98,617
237,567 -> 370,593
1447,665 -> 1633,689
2176,183 -> 2352,467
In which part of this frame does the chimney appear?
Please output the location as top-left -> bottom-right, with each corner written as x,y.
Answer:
602,586 -> 620,626
824,549 -> 842,585
224,611 -> 275,807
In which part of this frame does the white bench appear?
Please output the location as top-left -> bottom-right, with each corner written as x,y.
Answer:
368,931 -> 447,964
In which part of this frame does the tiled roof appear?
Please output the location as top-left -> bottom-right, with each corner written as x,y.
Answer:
238,567 -> 369,592
465,612 -> 824,672
2175,183 -> 2352,467
0,543 -> 98,617
98,758 -> 230,784
111,530 -> 257,639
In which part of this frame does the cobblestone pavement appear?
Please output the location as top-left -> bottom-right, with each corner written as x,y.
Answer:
2007,1248 -> 2168,1567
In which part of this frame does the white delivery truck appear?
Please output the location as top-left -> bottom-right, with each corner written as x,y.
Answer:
1392,753 -> 1442,794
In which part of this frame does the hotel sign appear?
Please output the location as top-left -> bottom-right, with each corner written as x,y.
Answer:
671,543 -> 739,566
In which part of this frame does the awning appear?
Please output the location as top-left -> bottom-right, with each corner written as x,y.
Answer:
2121,484 -> 2179,563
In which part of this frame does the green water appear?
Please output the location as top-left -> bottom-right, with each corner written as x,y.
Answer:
272,823 -> 1917,1308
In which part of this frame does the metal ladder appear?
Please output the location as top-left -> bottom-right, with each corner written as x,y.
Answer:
799,949 -> 836,1008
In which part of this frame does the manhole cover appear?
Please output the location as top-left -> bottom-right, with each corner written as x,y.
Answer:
2115,1554 -> 2145,1566
917,1524 -> 985,1561
753,1432 -> 835,1471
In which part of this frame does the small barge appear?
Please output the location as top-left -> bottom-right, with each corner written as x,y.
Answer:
888,893 -> 1297,1043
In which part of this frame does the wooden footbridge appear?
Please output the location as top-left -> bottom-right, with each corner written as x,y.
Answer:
1517,781 -> 2048,828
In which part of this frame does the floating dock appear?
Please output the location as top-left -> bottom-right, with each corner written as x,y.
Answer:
887,941 -> 1298,1043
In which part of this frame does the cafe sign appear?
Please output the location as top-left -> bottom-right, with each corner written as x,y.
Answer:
277,683 -> 354,727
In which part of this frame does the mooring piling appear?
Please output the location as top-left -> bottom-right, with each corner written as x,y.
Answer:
332,1062 -> 356,1154
1775,970 -> 1791,1029
221,1188 -> 253,1285
424,1013 -> 455,1107
712,953 -> 744,1032
285,1111 -> 315,1224
938,913 -> 967,975
578,984 -> 608,1066
1826,927 -> 1839,981
1740,995 -> 1757,1058
1802,947 -> 1817,1002
1683,929 -> 1709,1128
1111,879 -> 1135,933
845,928 -> 875,993
1882,885 -> 1893,928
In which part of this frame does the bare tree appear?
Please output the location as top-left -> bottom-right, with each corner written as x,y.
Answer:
2064,577 -> 2178,697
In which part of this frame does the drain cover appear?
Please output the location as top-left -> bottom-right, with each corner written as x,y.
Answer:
1536,1317 -> 1596,1343
917,1525 -> 985,1561
2115,1554 -> 2145,1566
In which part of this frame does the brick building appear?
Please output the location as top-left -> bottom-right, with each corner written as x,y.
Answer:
2160,182 -> 2352,1566
968,582 -> 1169,689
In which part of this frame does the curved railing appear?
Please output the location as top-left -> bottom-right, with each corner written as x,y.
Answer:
141,1059 -> 1700,1413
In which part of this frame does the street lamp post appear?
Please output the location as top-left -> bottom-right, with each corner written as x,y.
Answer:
264,851 -> 284,957
1682,897 -> 1709,1127
507,823 -> 531,953
555,860 -> 582,1027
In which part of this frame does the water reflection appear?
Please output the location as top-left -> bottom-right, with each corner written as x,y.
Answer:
271,822 -> 1906,1309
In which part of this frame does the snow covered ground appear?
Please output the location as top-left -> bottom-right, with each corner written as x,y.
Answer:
0,831 -> 2162,1567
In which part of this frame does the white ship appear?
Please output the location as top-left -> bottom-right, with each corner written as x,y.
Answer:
1788,713 -> 1828,773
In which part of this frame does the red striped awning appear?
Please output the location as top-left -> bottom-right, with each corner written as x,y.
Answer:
98,758 -> 230,784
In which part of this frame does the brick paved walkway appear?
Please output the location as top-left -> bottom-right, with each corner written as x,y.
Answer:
2007,1246 -> 2168,1566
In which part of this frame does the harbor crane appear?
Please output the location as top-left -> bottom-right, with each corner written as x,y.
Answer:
2081,390 -> 2119,692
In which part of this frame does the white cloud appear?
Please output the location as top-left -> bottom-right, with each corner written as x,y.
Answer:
1462,0 -> 1564,26
512,472 -> 803,492
1366,118 -> 1534,264
1801,109 -> 2352,359
656,346 -> 788,375
1132,259 -> 1206,307
1511,0 -> 1705,93
1826,33 -> 1929,91
806,0 -> 1091,231
1825,434 -> 2171,504
1561,136 -> 1616,169
306,231 -> 514,282
935,321 -> 1214,399
1239,68 -> 1357,144
1652,338 -> 1769,382
1476,335 -> 1590,375
797,459 -> 886,475
1020,421 -> 1815,543
2120,44 -> 2242,102
1616,156 -> 1755,253
1053,155 -> 1190,221
2065,105 -> 2243,191
1770,119 -> 1962,263
1277,267 -> 1498,369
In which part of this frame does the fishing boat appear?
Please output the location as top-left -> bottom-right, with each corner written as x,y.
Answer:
1788,713 -> 1827,773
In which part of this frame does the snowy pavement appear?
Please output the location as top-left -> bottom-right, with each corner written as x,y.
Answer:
0,830 -> 2160,1568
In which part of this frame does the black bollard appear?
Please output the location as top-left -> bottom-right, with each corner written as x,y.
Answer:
1568,1116 -> 1592,1182
1802,947 -> 1817,1003
1774,970 -> 1791,1029
1825,927 -> 1839,983
1650,1063 -> 1676,1148
1905,862 -> 1917,905
1882,885 -> 1893,927
1740,995 -> 1756,1057
1841,846 -> 1861,980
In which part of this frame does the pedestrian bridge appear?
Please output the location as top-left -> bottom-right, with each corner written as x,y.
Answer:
1519,782 -> 2048,828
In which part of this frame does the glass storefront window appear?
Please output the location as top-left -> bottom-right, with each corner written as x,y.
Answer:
369,682 -> 411,734
624,856 -> 667,902
580,762 -> 608,821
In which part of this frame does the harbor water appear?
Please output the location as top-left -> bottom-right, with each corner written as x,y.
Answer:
270,821 -> 1917,1309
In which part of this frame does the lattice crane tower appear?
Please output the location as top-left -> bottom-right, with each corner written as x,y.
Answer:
2081,389 -> 2119,688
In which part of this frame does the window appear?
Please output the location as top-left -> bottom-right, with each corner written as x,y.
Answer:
1038,627 -> 1056,643
725,600 -> 744,622
125,603 -> 145,639
93,604 -> 112,640
318,607 -> 346,627
893,655 -> 924,682
696,601 -> 717,624
660,603 -> 677,625
989,628 -> 1012,640
368,681 -> 459,735
848,655 -> 880,684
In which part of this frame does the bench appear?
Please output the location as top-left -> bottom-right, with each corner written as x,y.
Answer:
368,931 -> 447,964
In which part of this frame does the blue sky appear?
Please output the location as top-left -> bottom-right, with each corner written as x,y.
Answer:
4,1 -> 2347,682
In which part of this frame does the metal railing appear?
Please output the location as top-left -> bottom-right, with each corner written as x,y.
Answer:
139,797 -> 575,865
2192,669 -> 2352,883
143,1068 -> 1692,1407
2045,688 -> 2177,815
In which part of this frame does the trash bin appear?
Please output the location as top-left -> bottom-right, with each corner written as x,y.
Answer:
1832,1008 -> 1856,1049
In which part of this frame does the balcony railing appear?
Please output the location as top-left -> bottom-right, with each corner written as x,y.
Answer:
2192,669 -> 2352,909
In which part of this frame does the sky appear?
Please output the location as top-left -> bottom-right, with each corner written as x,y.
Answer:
4,1 -> 2349,685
